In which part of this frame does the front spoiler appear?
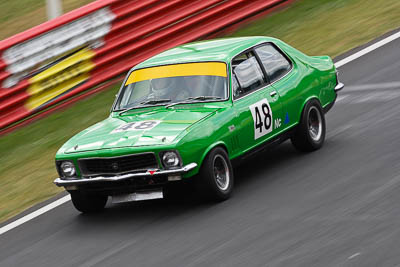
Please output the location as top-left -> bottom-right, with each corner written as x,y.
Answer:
54,163 -> 197,187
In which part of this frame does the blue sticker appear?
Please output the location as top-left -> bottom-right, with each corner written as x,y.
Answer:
284,112 -> 290,124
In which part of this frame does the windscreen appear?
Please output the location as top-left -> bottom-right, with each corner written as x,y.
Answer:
115,62 -> 228,110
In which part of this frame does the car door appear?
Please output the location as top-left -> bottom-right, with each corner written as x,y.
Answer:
232,49 -> 283,153
254,43 -> 298,132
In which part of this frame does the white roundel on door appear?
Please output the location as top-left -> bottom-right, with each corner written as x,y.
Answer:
249,98 -> 273,140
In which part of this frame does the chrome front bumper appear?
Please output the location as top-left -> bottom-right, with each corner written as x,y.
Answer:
54,162 -> 197,187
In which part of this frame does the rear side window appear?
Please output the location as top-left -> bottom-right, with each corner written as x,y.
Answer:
255,44 -> 291,83
232,51 -> 265,98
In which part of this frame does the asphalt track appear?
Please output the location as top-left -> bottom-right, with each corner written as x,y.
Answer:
2,32 -> 400,267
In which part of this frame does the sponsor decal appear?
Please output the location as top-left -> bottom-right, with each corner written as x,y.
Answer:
2,7 -> 115,89
24,48 -> 95,111
284,112 -> 290,124
274,118 -> 281,129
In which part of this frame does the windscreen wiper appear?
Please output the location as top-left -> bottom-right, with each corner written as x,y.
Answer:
119,99 -> 171,115
140,99 -> 171,105
166,96 -> 222,109
188,96 -> 222,101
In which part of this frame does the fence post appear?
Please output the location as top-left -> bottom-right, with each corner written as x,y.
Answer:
46,0 -> 63,20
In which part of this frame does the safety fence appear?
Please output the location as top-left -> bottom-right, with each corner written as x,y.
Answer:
0,0 -> 292,134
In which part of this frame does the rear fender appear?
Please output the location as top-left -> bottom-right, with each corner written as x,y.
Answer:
299,96 -> 322,119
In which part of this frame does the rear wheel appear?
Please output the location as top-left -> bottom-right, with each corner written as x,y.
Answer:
291,99 -> 326,152
195,147 -> 234,201
70,191 -> 107,213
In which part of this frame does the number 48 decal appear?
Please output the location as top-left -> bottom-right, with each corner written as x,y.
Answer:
249,99 -> 273,139
111,120 -> 161,133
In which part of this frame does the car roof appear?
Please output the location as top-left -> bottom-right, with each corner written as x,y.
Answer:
132,36 -> 276,70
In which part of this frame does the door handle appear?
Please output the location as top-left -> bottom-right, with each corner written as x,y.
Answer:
270,90 -> 277,97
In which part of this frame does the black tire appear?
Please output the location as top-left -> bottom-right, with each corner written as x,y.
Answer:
291,99 -> 326,152
195,147 -> 234,201
70,191 -> 108,213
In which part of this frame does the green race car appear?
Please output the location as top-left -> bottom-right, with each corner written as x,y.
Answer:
54,36 -> 343,212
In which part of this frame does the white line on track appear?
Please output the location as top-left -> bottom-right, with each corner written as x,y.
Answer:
339,81 -> 400,92
335,30 -> 400,68
1,30 -> 400,236
348,252 -> 361,260
0,195 -> 71,235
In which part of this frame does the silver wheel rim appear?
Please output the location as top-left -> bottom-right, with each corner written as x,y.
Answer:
308,106 -> 322,142
213,154 -> 230,191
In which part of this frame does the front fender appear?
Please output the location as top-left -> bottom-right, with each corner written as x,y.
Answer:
176,108 -> 234,178
180,140 -> 229,178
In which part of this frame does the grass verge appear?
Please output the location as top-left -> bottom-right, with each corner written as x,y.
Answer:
229,0 -> 400,58
0,0 -> 94,40
2,0 -> 400,223
0,84 -> 120,221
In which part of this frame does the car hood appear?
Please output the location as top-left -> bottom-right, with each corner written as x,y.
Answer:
63,106 -> 220,153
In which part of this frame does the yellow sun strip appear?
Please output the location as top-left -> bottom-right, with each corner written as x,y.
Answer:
125,62 -> 227,85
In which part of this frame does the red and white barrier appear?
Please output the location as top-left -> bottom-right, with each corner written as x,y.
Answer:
0,0 -> 292,134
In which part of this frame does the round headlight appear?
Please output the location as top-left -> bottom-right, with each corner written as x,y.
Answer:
162,151 -> 181,168
60,161 -> 76,177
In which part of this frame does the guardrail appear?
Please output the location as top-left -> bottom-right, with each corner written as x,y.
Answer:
0,0 -> 292,134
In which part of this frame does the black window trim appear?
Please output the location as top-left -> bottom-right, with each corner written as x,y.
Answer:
231,41 -> 294,102
253,42 -> 293,84
231,48 -> 268,100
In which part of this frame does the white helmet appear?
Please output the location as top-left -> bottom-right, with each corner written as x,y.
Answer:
151,78 -> 174,98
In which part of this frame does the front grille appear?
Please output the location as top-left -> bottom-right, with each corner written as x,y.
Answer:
78,153 -> 158,177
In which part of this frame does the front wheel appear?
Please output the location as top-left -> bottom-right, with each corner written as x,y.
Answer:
195,147 -> 234,201
291,99 -> 326,152
70,191 -> 108,213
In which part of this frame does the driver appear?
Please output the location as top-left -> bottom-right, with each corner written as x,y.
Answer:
185,75 -> 203,93
150,77 -> 174,99
179,75 -> 207,100
152,76 -> 191,101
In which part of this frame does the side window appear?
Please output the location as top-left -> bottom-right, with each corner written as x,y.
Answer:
255,44 -> 291,83
232,51 -> 265,99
